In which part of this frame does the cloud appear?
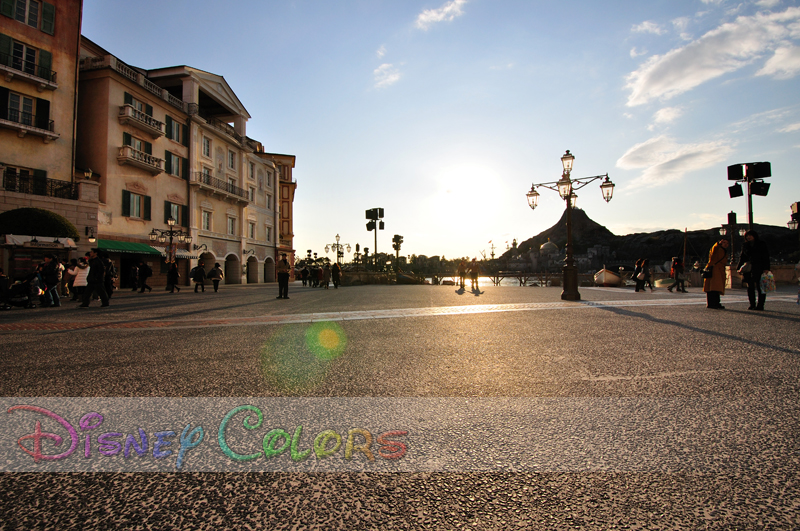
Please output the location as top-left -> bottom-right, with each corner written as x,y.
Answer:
653,106 -> 684,124
625,7 -> 800,106
630,47 -> 647,58
616,136 -> 734,189
376,45 -> 386,58
415,0 -> 467,30
780,122 -> 800,132
756,45 -> 800,78
373,63 -> 401,88
632,21 -> 666,35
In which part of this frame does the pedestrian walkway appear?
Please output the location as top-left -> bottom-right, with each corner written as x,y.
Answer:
1,294 -> 795,333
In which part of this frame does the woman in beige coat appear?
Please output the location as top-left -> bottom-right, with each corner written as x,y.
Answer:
703,239 -> 729,309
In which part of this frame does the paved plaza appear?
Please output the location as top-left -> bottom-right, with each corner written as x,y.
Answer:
1,282 -> 799,529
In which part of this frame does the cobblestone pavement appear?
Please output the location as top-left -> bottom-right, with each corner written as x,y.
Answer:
1,283 -> 799,529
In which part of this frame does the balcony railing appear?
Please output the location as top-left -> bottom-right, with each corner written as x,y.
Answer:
0,53 -> 57,90
2,170 -> 78,200
118,105 -> 165,138
117,145 -> 163,174
190,171 -> 249,201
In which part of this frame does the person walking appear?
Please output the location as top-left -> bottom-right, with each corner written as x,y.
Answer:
138,261 -> 153,293
166,262 -> 181,293
79,248 -> 109,308
208,263 -> 224,292
703,239 -> 730,309
667,257 -> 687,293
277,253 -> 290,299
192,261 -> 206,292
332,263 -> 341,289
737,230 -> 771,311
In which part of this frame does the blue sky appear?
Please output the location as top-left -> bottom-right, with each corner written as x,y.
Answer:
82,0 -> 800,260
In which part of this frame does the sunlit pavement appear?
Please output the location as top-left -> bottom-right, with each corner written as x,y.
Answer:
1,283 -> 799,529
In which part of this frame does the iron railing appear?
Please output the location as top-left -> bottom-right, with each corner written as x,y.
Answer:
2,170 -> 78,200
4,108 -> 54,131
0,53 -> 57,82
191,172 -> 249,199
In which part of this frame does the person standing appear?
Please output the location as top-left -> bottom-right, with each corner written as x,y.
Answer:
703,239 -> 730,309
667,257 -> 687,293
166,262 -> 181,293
737,230 -> 771,311
138,261 -> 153,293
79,248 -> 109,308
192,261 -> 206,292
277,253 -> 290,299
208,263 -> 224,292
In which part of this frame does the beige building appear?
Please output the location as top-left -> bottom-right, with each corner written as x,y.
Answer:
0,0 -> 99,277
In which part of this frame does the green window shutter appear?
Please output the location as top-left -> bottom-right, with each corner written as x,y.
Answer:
123,132 -> 131,147
37,49 -> 52,80
165,115 -> 173,140
164,201 -> 171,224
164,151 -> 172,174
124,92 -> 133,106
143,196 -> 151,221
145,103 -> 153,117
35,98 -> 50,130
122,190 -> 131,217
41,3 -> 55,35
144,141 -> 152,155
181,205 -> 189,228
0,0 -> 14,19
181,124 -> 189,147
0,33 -> 12,67
182,157 -> 189,179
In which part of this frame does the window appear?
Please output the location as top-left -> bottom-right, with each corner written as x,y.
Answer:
122,190 -> 151,220
249,187 -> 255,202
202,211 -> 211,231
202,137 -> 211,158
248,162 -> 255,180
249,222 -> 256,239
228,151 -> 235,170
164,201 -> 188,227
227,217 -> 236,236
164,151 -> 187,179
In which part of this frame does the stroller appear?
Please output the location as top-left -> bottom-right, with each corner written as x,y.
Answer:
1,274 -> 42,310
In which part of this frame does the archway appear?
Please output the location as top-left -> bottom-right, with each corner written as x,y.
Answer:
247,256 -> 259,283
264,257 -> 275,283
224,254 -> 241,284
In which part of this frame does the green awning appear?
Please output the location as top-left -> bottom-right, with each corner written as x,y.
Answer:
96,239 -> 162,255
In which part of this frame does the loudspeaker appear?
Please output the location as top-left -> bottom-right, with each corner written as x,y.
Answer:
746,162 -> 771,179
728,183 -> 743,198
727,164 -> 744,180
750,181 -> 770,196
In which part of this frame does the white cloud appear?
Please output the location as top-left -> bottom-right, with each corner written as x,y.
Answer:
630,47 -> 647,58
376,45 -> 386,58
632,21 -> 666,35
625,7 -> 800,106
415,0 -> 467,30
653,106 -> 684,124
373,63 -> 401,88
616,136 -> 734,189
780,122 -> 800,132
756,45 -> 800,78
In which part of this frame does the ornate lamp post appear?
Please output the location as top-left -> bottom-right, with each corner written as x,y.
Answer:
148,217 -> 192,263
325,234 -> 351,265
526,150 -> 614,301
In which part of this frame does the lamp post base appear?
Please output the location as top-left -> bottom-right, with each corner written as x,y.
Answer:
561,265 -> 581,301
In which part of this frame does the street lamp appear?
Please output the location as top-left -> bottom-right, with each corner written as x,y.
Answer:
526,150 -> 614,301
148,217 -> 192,263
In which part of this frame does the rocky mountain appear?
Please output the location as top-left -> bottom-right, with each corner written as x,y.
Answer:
505,208 -> 800,264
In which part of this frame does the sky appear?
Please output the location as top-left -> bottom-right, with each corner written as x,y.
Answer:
82,0 -> 800,261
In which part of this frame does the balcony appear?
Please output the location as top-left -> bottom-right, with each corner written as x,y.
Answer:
117,145 -> 163,174
0,53 -> 58,91
0,109 -> 59,143
2,170 -> 78,200
118,105 -> 165,138
189,172 -> 250,203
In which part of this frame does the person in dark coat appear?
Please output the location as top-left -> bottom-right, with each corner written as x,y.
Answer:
737,230 -> 771,311
79,248 -> 109,308
703,239 -> 729,309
